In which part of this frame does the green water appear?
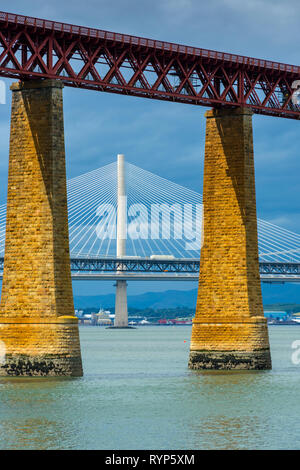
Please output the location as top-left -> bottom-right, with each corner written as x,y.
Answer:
0,325 -> 300,450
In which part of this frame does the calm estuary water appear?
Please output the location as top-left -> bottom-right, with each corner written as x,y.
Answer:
0,325 -> 300,450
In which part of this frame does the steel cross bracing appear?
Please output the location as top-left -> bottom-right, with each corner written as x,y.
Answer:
71,257 -> 199,273
1,257 -> 300,281
1,11 -> 300,118
71,259 -> 300,277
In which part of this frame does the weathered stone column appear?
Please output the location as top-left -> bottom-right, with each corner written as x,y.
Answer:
189,107 -> 271,370
0,80 -> 83,376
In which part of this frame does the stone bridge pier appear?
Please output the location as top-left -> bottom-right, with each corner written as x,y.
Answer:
189,107 -> 272,370
0,80 -> 82,376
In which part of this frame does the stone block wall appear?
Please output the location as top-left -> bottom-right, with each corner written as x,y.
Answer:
0,80 -> 82,376
189,107 -> 271,370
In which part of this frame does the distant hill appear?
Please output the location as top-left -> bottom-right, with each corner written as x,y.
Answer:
74,282 -> 300,310
262,283 -> 300,305
74,289 -> 198,310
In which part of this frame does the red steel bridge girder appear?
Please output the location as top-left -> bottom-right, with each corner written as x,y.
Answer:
0,11 -> 300,119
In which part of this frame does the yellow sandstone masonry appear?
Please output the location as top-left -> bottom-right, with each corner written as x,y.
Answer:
189,107 -> 271,370
0,80 -> 83,376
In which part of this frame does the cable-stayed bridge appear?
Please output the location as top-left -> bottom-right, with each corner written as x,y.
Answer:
0,160 -> 300,282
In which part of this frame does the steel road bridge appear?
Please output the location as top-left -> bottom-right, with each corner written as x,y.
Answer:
0,256 -> 299,282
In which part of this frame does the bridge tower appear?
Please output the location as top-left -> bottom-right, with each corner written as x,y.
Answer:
113,154 -> 129,328
0,80 -> 83,376
189,108 -> 271,370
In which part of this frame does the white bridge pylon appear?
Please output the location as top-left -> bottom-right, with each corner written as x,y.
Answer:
0,159 -> 300,263
114,154 -> 129,328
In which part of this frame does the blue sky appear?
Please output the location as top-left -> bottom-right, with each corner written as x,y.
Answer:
0,0 -> 300,297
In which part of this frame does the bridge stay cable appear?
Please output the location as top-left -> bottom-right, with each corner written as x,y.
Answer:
0,160 -> 300,280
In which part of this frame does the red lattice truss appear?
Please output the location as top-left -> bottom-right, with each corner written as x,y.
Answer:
1,11 -> 300,119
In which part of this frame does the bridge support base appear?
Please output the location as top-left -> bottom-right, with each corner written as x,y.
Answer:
107,326 -> 136,330
189,107 -> 271,370
0,80 -> 82,377
114,280 -> 129,327
189,349 -> 271,370
0,319 -> 82,376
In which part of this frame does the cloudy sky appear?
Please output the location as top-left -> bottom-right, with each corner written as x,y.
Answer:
0,0 -> 299,296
